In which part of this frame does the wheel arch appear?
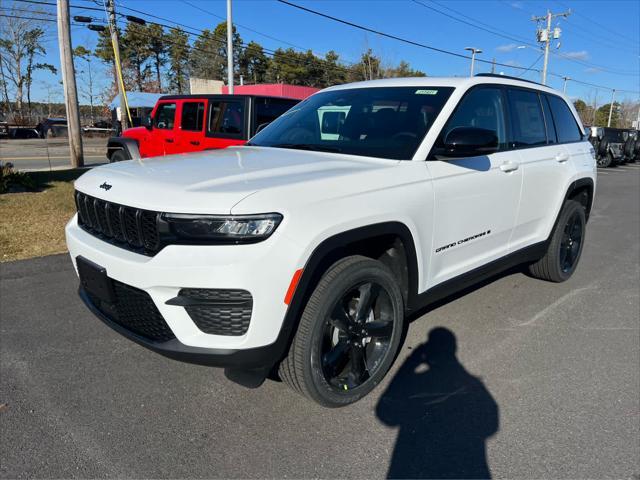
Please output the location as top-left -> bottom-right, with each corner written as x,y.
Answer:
565,177 -> 595,221
106,137 -> 140,160
270,222 -> 421,367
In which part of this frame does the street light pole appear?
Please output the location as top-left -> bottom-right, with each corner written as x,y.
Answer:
607,89 -> 616,127
226,0 -> 234,94
465,47 -> 482,77
563,76 -> 570,93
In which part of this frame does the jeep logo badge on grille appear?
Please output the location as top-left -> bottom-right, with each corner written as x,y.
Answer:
99,182 -> 112,191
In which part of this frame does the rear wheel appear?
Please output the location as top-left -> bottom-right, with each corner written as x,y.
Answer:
528,200 -> 586,282
279,256 -> 405,407
109,149 -> 130,163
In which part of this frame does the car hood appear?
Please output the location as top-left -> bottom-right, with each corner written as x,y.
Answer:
74,146 -> 398,214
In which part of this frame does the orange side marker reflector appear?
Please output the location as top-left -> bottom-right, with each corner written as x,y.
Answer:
284,268 -> 303,305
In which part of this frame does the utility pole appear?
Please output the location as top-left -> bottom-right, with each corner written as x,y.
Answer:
562,76 -> 570,93
226,0 -> 234,94
532,9 -> 571,85
491,58 -> 496,74
465,47 -> 482,77
106,0 -> 129,130
607,89 -> 616,127
57,0 -> 84,167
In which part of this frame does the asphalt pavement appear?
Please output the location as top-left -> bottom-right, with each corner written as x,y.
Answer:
1,163 -> 639,479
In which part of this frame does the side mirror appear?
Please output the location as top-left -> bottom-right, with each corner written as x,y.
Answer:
442,127 -> 499,158
142,115 -> 153,129
255,122 -> 270,134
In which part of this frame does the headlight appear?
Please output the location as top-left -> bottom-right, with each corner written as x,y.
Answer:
160,213 -> 282,244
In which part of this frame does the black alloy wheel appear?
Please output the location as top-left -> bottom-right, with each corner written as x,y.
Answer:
559,209 -> 584,274
320,281 -> 394,391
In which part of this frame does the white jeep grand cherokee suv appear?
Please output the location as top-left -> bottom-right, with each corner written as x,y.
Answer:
66,75 -> 596,407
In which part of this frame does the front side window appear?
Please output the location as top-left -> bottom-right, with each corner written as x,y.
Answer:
154,103 -> 176,130
507,89 -> 546,147
208,101 -> 244,136
435,87 -> 508,151
249,87 -> 454,160
181,102 -> 205,131
546,95 -> 583,143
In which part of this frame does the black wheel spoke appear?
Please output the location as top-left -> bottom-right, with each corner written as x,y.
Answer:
329,304 -> 351,332
355,282 -> 380,322
349,344 -> 369,383
322,341 -> 350,377
362,320 -> 393,339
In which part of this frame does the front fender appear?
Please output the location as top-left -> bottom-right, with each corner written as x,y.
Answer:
106,137 -> 141,160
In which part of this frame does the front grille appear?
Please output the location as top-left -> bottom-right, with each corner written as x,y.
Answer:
177,288 -> 252,336
86,279 -> 175,343
75,191 -> 160,255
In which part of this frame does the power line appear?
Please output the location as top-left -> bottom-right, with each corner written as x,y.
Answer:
411,0 -> 637,76
276,0 -> 542,73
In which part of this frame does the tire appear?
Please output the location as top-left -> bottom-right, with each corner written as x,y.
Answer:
528,200 -> 586,283
109,149 -> 130,163
278,255 -> 405,407
597,138 -> 609,157
596,151 -> 612,168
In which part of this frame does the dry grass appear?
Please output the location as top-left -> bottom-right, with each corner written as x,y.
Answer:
1,170 -> 82,263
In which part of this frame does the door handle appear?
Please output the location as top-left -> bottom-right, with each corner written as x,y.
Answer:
190,140 -> 200,146
500,161 -> 519,172
165,138 -> 174,143
555,152 -> 569,163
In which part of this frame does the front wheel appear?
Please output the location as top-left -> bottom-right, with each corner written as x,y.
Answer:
109,149 -> 130,163
528,200 -> 586,282
597,152 -> 612,168
279,256 -> 405,407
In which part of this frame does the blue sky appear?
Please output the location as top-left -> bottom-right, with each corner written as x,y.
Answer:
8,0 -> 640,104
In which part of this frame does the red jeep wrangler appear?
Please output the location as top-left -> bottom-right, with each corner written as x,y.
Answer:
106,94 -> 299,162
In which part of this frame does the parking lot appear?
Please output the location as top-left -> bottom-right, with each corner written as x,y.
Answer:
0,164 -> 638,478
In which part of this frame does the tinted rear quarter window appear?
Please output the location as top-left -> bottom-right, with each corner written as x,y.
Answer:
208,101 -> 245,136
546,95 -> 582,143
181,102 -> 205,131
507,89 -> 546,147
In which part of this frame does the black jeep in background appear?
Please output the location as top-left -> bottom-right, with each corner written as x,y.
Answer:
588,127 -> 626,167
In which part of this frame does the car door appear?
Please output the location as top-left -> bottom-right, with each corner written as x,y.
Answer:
178,100 -> 206,153
426,85 -> 523,287
152,101 -> 179,155
509,90 -> 578,252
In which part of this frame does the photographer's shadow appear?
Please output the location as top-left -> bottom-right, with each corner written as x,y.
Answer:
376,328 -> 499,479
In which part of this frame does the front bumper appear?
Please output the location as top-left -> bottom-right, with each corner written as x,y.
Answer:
79,287 -> 284,369
66,214 -> 303,362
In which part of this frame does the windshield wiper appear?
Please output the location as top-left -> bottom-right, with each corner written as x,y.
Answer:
269,143 -> 343,153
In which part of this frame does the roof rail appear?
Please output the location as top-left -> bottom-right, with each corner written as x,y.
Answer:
475,73 -> 544,87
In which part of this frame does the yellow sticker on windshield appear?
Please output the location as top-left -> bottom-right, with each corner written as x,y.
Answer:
415,89 -> 438,95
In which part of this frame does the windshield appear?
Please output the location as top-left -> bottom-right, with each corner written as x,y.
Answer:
248,86 -> 455,160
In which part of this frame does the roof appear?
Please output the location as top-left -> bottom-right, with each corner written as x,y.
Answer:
322,76 -> 562,96
221,84 -> 319,100
109,92 -> 164,109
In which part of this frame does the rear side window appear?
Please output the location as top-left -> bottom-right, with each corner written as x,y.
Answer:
507,89 -> 546,147
439,87 -> 508,149
254,98 -> 297,133
181,102 -> 205,131
208,101 -> 244,136
546,95 -> 582,143
154,103 -> 176,129
541,95 -> 557,144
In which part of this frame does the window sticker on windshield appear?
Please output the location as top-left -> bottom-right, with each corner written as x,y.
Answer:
415,89 -> 438,95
